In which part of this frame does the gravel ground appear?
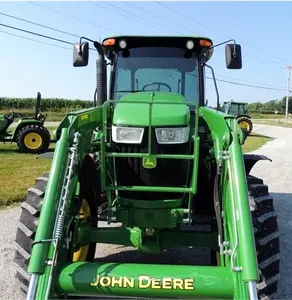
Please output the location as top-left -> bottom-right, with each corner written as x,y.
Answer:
0,124 -> 291,299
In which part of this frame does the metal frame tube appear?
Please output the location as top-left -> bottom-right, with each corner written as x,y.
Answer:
248,281 -> 258,300
58,262 -> 234,299
27,274 -> 39,300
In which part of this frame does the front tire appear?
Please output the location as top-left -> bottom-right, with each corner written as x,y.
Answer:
14,173 -> 49,292
247,175 -> 280,299
237,116 -> 253,136
210,175 -> 280,299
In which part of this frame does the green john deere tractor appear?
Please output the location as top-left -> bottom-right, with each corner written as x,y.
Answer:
0,92 -> 50,153
221,101 -> 253,135
14,35 -> 280,300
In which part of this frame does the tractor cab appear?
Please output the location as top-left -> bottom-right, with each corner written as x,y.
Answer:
221,101 -> 248,116
100,36 -> 217,141
73,34 -> 242,108
102,36 -> 214,109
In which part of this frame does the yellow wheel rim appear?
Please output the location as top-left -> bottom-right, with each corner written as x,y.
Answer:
73,199 -> 91,261
239,121 -> 250,131
24,132 -> 42,150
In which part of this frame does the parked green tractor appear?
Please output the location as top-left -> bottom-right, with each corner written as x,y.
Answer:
14,35 -> 280,300
0,92 -> 50,153
221,101 -> 253,135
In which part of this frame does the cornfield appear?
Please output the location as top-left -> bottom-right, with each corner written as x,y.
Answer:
0,97 -> 93,111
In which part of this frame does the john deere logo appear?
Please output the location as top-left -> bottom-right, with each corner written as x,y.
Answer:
142,157 -> 157,169
80,113 -> 88,121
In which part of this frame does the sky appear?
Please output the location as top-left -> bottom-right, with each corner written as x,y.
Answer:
0,1 -> 291,108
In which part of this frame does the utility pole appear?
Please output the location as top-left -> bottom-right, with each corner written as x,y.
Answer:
281,65 -> 292,124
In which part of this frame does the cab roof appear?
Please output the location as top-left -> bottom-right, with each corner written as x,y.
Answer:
101,35 -> 214,61
102,35 -> 213,42
223,101 -> 248,105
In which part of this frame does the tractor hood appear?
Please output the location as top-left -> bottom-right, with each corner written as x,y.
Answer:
112,91 -> 190,127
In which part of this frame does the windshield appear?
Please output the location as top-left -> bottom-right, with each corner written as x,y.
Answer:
112,47 -> 199,105
229,104 -> 246,115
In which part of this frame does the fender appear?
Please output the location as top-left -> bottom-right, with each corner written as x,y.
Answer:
235,114 -> 251,119
244,154 -> 272,175
12,120 -> 44,140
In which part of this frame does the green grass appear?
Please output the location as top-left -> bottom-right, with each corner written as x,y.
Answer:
0,144 -> 53,207
242,133 -> 272,153
250,113 -> 287,119
0,127 -> 56,208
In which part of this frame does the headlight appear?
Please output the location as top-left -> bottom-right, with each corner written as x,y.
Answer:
112,125 -> 144,144
119,39 -> 127,49
155,127 -> 190,144
186,40 -> 195,50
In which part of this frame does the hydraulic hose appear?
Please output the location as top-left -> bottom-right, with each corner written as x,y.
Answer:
213,164 -> 223,254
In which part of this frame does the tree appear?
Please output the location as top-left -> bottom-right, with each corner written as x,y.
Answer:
281,96 -> 292,114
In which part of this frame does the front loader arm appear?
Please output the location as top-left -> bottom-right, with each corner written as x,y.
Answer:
27,106 -> 104,299
200,107 -> 259,299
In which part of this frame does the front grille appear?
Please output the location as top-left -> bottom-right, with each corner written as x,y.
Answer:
112,128 -> 191,200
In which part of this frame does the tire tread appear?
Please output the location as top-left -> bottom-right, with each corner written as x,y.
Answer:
248,177 -> 280,299
14,173 -> 49,292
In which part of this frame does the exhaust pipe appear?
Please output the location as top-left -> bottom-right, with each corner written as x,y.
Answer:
95,46 -> 107,106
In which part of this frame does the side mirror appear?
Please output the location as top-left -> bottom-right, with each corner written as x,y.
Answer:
73,42 -> 89,67
225,44 -> 242,69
